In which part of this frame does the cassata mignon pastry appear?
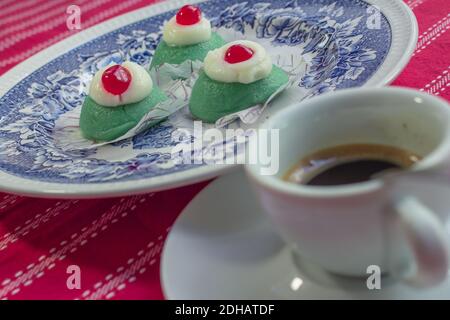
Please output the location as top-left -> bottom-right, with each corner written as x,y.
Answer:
80,61 -> 167,142
189,40 -> 289,123
150,4 -> 226,69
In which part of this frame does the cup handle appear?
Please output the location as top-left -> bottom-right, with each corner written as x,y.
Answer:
392,196 -> 449,287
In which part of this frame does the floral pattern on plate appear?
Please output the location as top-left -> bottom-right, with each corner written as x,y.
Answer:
0,0 -> 391,183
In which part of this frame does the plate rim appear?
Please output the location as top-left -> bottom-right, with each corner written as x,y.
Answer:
0,0 -> 418,198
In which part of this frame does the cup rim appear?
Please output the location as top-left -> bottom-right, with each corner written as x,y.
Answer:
245,87 -> 450,198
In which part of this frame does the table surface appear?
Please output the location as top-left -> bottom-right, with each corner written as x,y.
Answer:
0,0 -> 449,300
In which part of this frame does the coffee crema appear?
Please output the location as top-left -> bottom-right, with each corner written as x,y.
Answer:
284,144 -> 420,186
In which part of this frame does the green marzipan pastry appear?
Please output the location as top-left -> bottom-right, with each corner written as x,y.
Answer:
80,86 -> 167,142
189,65 -> 289,123
150,32 -> 226,69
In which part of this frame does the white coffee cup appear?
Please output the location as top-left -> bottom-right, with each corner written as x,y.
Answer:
245,87 -> 450,287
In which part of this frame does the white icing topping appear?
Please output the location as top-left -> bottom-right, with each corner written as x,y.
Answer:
162,16 -> 211,46
89,61 -> 153,107
203,40 -> 272,84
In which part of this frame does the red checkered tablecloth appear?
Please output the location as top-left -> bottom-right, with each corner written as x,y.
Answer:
0,0 -> 448,300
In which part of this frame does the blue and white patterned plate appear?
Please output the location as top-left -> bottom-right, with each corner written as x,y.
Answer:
0,0 -> 417,198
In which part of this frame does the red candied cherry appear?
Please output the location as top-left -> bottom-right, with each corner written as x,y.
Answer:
101,65 -> 132,95
224,44 -> 255,64
176,5 -> 202,26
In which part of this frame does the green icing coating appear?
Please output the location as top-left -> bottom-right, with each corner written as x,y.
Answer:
150,32 -> 226,69
80,86 -> 167,142
189,65 -> 289,123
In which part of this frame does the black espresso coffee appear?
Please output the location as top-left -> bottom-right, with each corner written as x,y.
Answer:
284,144 -> 420,186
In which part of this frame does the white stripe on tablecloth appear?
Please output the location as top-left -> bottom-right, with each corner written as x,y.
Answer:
81,234 -> 165,300
414,13 -> 450,56
0,0 -> 91,39
0,200 -> 78,252
0,0 -> 115,52
421,65 -> 450,95
0,0 -> 21,10
0,0 -> 38,21
0,194 -> 152,299
0,0 -> 142,67
407,0 -> 426,10
417,13 -> 450,46
0,0 -> 67,28
0,195 -> 21,214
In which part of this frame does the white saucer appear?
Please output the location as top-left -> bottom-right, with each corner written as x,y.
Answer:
161,169 -> 450,299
